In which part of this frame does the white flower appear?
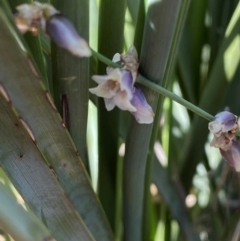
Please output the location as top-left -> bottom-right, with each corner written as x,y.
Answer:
15,2 -> 58,31
209,111 -> 240,171
209,111 -> 238,150
90,46 -> 154,124
209,111 -> 238,137
90,69 -> 154,124
90,69 -> 136,112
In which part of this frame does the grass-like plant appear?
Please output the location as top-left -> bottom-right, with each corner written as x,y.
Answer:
0,0 -> 240,241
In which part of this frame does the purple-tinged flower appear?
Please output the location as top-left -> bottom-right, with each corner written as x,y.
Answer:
220,140 -> 240,172
15,2 -> 58,33
130,86 -> 154,124
15,2 -> 91,57
209,111 -> 238,150
208,111 -> 238,137
208,111 -> 240,171
45,14 -> 91,57
90,47 -> 154,124
89,69 -> 136,112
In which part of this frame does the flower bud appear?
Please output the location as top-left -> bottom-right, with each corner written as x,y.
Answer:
45,14 -> 91,57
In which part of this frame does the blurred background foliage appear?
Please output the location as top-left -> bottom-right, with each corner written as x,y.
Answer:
0,0 -> 240,240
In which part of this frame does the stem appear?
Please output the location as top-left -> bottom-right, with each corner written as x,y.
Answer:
91,49 -> 119,68
138,75 -> 213,121
91,49 -> 214,121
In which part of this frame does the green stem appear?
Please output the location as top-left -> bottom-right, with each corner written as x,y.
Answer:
138,75 -> 213,121
91,49 -> 120,68
91,50 -> 214,121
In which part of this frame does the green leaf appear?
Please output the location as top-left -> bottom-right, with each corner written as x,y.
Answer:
0,95 -> 95,241
51,0 -> 90,169
180,1 -> 240,191
97,0 -> 126,232
127,0 -> 141,26
8,0 -> 49,89
143,1 -> 191,238
152,158 -> 200,241
0,182 -> 54,241
0,8 -> 114,241
123,1 -> 181,240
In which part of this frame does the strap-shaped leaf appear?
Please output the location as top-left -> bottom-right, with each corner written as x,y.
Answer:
152,158 -> 200,241
0,95 -> 95,241
51,0 -> 90,168
97,0 -> 126,231
123,1 -> 181,240
0,182 -> 54,241
0,8 -> 114,241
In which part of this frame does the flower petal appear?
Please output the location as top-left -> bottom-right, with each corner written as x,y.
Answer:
89,80 -> 119,98
15,15 -> 31,34
210,135 -> 232,150
119,70 -> 134,98
92,75 -> 110,84
104,98 -> 116,111
114,91 -> 136,112
90,69 -> 134,102
16,2 -> 58,31
208,122 -> 223,136
45,14 -> 91,57
106,53 -> 121,74
112,53 -> 121,63
220,140 -> 240,172
130,86 -> 154,124
16,3 -> 43,25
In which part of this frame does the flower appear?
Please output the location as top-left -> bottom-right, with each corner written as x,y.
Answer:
90,68 -> 154,124
90,47 -> 154,124
130,86 -> 155,124
15,2 -> 58,33
220,140 -> 240,172
90,68 -> 136,112
209,111 -> 238,137
15,2 -> 91,57
209,111 -> 238,150
209,111 -> 240,171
